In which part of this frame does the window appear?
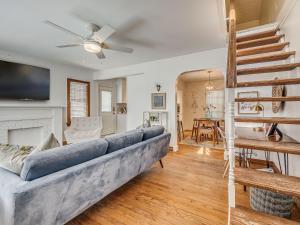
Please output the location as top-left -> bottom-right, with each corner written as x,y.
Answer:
206,90 -> 224,118
67,78 -> 90,126
101,90 -> 112,112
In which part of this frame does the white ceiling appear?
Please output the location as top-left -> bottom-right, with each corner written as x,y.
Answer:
0,0 -> 226,70
179,69 -> 224,82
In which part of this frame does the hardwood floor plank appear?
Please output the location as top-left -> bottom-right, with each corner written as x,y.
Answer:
235,168 -> 300,197
237,78 -> 300,87
235,117 -> 300,124
237,51 -> 295,65
236,42 -> 289,57
235,138 -> 300,155
237,29 -> 279,43
237,35 -> 284,50
231,206 -> 300,225
237,63 -> 300,75
235,96 -> 300,102
66,144 -> 300,225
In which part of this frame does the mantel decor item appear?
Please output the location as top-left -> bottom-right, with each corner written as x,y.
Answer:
143,111 -> 168,130
272,78 -> 285,113
156,83 -> 161,92
152,93 -> 166,110
238,91 -> 259,114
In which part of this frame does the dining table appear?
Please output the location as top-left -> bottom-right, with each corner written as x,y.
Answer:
193,117 -> 225,145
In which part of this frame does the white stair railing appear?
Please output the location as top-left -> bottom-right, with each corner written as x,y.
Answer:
226,0 -> 237,223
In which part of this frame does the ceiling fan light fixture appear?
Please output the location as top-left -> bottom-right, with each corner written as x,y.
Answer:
83,41 -> 102,53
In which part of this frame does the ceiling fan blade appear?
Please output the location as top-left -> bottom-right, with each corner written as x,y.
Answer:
102,43 -> 133,54
96,51 -> 106,59
93,25 -> 115,43
44,20 -> 85,40
56,44 -> 82,48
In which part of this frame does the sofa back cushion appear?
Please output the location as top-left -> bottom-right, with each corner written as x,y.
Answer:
141,126 -> 165,141
105,129 -> 143,154
20,139 -> 108,181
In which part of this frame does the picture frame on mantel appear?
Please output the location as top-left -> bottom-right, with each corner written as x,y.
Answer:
238,91 -> 259,114
151,93 -> 166,110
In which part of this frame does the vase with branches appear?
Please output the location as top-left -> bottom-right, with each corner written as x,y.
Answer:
203,104 -> 216,118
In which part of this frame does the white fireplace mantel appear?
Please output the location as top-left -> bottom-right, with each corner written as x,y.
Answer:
0,105 -> 64,145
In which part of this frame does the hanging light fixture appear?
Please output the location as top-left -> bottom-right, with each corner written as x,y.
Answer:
206,70 -> 214,91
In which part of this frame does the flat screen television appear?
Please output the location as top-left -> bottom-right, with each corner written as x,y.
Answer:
0,60 -> 50,100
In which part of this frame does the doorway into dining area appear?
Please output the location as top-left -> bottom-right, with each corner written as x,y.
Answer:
176,69 -> 225,149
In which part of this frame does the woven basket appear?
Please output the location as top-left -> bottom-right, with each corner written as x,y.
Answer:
250,187 -> 294,218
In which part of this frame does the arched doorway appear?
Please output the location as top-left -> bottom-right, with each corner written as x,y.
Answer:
175,69 -> 225,149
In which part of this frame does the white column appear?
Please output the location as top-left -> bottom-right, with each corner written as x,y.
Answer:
226,88 -> 236,210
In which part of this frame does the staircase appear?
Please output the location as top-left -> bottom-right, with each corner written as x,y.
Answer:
226,1 -> 300,224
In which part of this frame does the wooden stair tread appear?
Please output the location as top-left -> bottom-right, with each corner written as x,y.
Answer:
237,51 -> 295,65
237,42 -> 289,57
235,138 -> 300,155
237,28 -> 279,43
237,78 -> 300,87
231,206 -> 300,225
235,96 -> 300,102
237,35 -> 284,50
237,63 -> 300,75
235,117 -> 300,124
235,167 -> 300,197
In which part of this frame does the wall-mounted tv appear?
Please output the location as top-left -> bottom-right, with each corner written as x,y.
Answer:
0,60 -> 50,100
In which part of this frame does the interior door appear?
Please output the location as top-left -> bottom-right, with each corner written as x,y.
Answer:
99,86 -> 116,135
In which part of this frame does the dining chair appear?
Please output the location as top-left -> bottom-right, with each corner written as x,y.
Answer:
198,121 -> 215,143
177,120 -> 184,141
191,119 -> 200,140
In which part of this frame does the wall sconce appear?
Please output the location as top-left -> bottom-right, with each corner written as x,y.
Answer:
156,83 -> 161,92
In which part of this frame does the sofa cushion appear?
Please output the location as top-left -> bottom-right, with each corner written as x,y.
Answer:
0,133 -> 60,175
20,139 -> 108,181
0,144 -> 36,175
105,129 -> 143,153
141,126 -> 165,141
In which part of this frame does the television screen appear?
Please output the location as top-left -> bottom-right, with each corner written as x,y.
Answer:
0,60 -> 50,100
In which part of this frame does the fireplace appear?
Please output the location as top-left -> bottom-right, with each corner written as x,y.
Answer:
0,106 -> 63,145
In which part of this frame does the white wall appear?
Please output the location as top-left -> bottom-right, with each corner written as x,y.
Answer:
276,0 -> 300,177
94,48 -> 227,147
0,49 -> 97,128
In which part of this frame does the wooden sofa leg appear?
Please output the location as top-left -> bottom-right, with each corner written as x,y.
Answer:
159,160 -> 164,168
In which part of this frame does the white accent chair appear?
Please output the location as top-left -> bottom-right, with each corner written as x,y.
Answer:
64,117 -> 103,144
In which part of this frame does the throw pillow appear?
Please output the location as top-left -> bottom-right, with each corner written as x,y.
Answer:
0,133 -> 60,175
31,133 -> 60,153
0,144 -> 36,174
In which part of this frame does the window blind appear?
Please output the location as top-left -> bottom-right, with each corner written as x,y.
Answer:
70,81 -> 88,118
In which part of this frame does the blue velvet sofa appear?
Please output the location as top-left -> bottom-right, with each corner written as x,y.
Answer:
0,126 -> 171,225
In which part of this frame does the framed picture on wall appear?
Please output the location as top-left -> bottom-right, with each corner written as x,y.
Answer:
238,91 -> 259,114
151,93 -> 166,109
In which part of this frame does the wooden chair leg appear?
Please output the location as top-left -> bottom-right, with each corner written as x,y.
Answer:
223,160 -> 229,178
181,122 -> 184,138
159,160 -> 164,168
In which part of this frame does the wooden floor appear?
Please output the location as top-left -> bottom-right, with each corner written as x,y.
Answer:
67,144 -> 250,225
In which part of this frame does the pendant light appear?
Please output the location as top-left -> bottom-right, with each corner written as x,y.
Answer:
206,70 -> 214,91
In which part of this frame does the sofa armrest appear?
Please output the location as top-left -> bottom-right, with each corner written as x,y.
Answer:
0,168 -> 26,225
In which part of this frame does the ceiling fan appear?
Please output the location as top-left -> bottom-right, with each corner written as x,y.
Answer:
44,20 -> 134,59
